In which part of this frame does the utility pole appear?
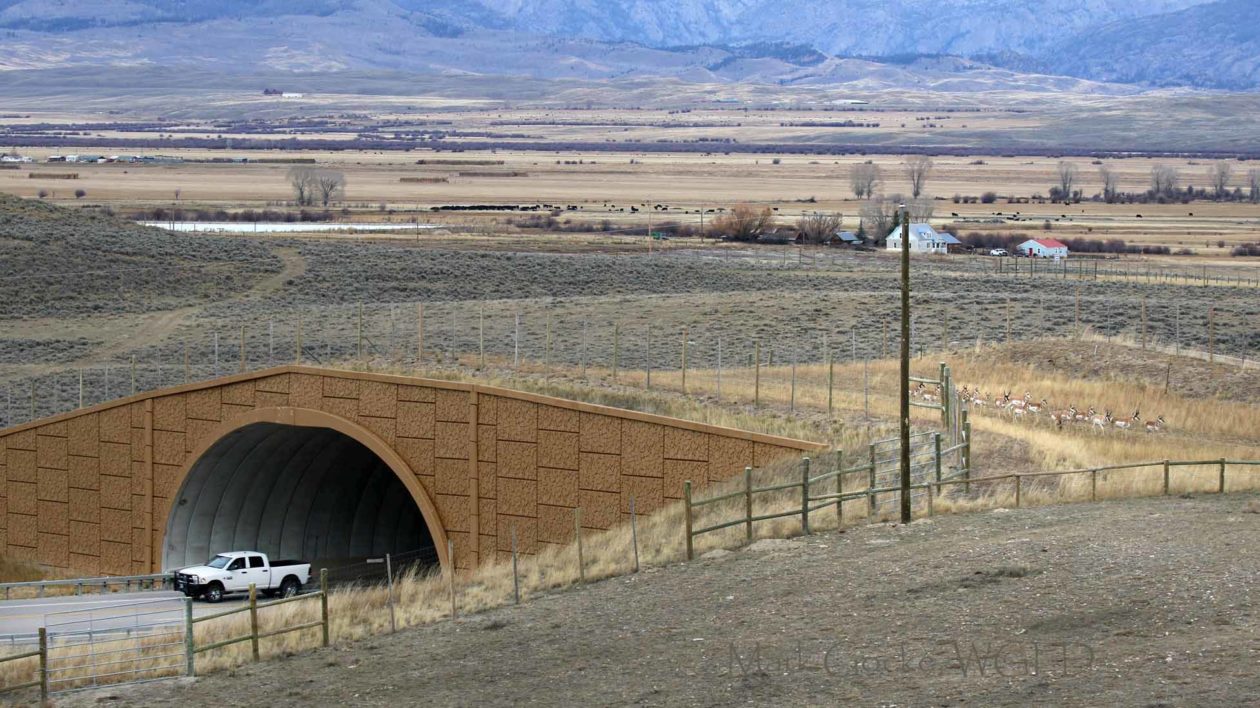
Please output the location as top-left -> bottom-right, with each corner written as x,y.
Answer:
899,206 -> 912,524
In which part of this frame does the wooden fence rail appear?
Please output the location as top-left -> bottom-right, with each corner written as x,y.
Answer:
684,457 -> 1260,560
187,568 -> 329,675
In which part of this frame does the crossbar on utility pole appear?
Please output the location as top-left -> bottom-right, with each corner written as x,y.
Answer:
899,207 -> 912,524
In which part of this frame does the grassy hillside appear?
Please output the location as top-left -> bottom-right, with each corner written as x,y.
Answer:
0,194 -> 279,318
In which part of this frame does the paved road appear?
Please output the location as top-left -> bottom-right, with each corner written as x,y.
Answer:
0,591 -> 249,640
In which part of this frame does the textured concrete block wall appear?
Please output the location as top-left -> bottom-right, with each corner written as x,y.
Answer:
0,367 -> 822,575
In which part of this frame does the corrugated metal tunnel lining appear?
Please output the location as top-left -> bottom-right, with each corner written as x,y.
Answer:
163,422 -> 433,570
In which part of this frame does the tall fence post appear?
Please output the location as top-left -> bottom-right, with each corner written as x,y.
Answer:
1219,458 -> 1227,493
295,314 -> 303,365
184,596 -> 195,677
319,568 -> 329,648
753,340 -> 761,407
683,482 -> 694,561
962,409 -> 972,492
38,626 -> 48,702
1163,459 -> 1171,495
385,552 -> 396,634
743,466 -> 753,542
1014,475 -> 1022,508
239,324 -> 246,373
836,450 -> 844,526
867,444 -> 877,516
575,508 -> 587,579
934,433 -> 943,494
447,539 -> 457,617
630,495 -> 640,573
248,583 -> 260,661
827,350 -> 834,417
417,303 -> 425,364
800,457 -> 811,535
511,524 -> 520,605
681,326 -> 688,392
612,322 -> 620,381
478,304 -> 486,370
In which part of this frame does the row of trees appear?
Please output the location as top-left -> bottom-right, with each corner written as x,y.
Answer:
847,156 -> 934,200
287,167 -> 346,207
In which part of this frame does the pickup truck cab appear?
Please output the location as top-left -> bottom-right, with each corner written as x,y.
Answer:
175,552 -> 311,602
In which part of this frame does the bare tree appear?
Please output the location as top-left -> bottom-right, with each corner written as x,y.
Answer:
859,196 -> 902,244
1056,161 -> 1078,202
1098,164 -> 1120,203
1250,168 -> 1260,203
313,169 -> 346,207
711,204 -> 774,242
903,156 -> 933,198
1208,161 -> 1233,200
849,162 -> 881,200
907,196 -> 934,222
288,167 -> 316,206
797,212 -> 843,244
1151,164 -> 1180,198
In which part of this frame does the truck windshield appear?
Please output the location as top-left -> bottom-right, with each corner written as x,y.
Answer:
206,555 -> 232,569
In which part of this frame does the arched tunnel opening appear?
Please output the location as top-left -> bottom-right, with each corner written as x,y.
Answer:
163,422 -> 437,581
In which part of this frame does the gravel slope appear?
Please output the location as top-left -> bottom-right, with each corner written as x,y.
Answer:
61,493 -> 1260,707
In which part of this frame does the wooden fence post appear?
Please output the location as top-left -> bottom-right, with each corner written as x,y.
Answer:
681,326 -> 688,392
385,553 -> 396,633
750,340 -> 761,405
744,467 -> 753,542
934,433 -> 942,494
645,323 -> 652,390
1014,475 -> 1022,508
1163,459 -> 1170,495
868,444 -> 877,516
1219,458 -> 1227,493
1090,469 -> 1098,501
446,540 -> 456,618
357,303 -> 364,362
417,303 -> 425,364
38,626 -> 48,702
478,304 -> 485,370
184,596 -> 195,676
575,508 -> 587,579
827,350 -> 834,417
683,482 -> 694,561
800,457 -> 811,535
612,323 -> 620,381
836,450 -> 845,525
511,524 -> 520,604
630,495 -> 640,573
320,568 -> 329,647
295,314 -> 303,365
248,583 -> 260,661
239,325 -> 246,373
1141,298 -> 1148,349
544,311 -> 552,382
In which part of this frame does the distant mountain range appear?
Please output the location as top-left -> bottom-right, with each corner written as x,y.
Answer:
0,0 -> 1254,90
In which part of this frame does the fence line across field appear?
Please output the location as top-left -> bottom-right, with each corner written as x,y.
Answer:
7,285 -> 1252,428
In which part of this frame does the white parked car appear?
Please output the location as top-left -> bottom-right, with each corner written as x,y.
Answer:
989,248 -> 1009,256
175,552 -> 310,602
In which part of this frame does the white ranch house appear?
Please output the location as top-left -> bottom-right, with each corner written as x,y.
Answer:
885,223 -> 960,254
1018,238 -> 1070,258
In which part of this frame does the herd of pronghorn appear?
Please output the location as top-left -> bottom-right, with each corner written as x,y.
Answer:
913,383 -> 1168,433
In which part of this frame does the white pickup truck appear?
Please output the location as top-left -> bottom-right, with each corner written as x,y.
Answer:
174,551 -> 311,602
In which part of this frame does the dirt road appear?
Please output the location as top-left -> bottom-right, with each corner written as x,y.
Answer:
59,493 -> 1260,707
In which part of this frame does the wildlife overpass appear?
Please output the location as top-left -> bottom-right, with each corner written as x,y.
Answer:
0,367 -> 822,575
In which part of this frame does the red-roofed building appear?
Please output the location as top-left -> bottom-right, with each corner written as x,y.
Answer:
1018,238 -> 1069,258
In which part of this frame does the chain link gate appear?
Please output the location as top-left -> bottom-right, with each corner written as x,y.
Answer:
42,596 -> 190,694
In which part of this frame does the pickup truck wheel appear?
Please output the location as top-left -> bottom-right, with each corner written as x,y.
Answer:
279,576 -> 301,598
203,582 -> 225,603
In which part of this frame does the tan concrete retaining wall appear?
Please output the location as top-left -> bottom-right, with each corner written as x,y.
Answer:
0,366 -> 823,574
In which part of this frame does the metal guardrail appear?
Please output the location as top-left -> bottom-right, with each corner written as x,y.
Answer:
0,573 -> 173,600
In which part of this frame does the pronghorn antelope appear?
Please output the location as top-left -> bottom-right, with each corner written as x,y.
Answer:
1113,409 -> 1141,430
1145,415 -> 1167,433
1050,406 -> 1076,428
1026,398 -> 1048,415
1091,409 -> 1111,431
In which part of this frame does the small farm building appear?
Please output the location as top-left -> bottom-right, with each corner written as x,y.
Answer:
1018,238 -> 1069,258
